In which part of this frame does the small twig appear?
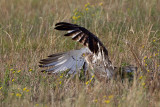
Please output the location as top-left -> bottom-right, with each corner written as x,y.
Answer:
3,30 -> 14,50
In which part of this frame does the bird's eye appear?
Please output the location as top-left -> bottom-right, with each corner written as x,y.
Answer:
82,53 -> 85,57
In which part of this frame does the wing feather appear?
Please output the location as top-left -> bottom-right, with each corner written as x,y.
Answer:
40,22 -> 114,77
39,48 -> 91,74
64,30 -> 80,36
55,22 -> 108,55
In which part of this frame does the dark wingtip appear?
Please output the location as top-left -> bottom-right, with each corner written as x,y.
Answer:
39,61 -> 45,64
55,22 -> 79,30
55,22 -> 77,26
55,22 -> 69,26
55,22 -> 62,26
55,26 -> 78,31
54,26 -> 64,30
40,59 -> 48,62
39,65 -> 43,67
48,52 -> 64,57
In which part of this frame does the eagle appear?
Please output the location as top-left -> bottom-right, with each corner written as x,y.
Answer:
39,22 -> 137,79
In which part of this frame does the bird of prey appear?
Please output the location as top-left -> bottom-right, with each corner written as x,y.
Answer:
39,22 -> 136,79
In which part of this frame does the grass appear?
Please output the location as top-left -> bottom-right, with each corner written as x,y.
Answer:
0,0 -> 160,106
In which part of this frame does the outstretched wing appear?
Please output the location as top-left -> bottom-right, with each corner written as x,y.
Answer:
55,22 -> 108,56
54,22 -> 114,77
39,48 -> 91,74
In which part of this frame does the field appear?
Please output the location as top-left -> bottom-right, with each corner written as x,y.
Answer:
0,0 -> 160,106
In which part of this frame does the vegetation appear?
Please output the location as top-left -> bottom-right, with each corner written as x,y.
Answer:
0,0 -> 160,106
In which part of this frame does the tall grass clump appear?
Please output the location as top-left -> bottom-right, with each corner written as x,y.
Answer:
0,0 -> 160,106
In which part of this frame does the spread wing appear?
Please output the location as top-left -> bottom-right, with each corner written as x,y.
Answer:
55,22 -> 114,77
39,48 -> 91,74
39,22 -> 137,78
55,22 -> 109,56
39,22 -> 113,76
